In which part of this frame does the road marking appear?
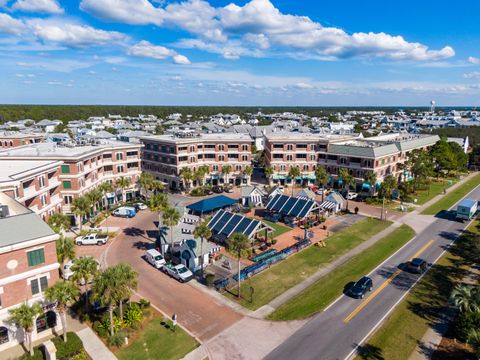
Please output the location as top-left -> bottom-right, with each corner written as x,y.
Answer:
343,239 -> 434,324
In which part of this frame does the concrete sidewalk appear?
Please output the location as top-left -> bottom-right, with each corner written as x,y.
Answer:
77,327 -> 117,360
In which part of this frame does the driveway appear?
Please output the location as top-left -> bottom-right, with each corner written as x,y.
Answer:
105,210 -> 243,341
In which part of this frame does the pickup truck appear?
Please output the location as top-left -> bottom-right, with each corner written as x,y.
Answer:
75,233 -> 109,246
161,263 -> 194,283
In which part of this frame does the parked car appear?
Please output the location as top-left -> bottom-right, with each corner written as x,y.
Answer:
347,276 -> 373,299
63,256 -> 100,282
75,233 -> 109,246
144,249 -> 166,269
315,187 -> 325,195
203,188 -> 213,195
162,263 -> 194,283
134,202 -> 148,211
224,186 -> 234,193
347,192 -> 359,200
212,186 -> 223,194
406,258 -> 428,274
112,206 -> 136,218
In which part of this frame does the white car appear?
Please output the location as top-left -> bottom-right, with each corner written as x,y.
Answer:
63,257 -> 100,282
134,202 -> 148,210
347,192 -> 359,200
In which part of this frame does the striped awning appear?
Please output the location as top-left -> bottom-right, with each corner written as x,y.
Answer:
320,201 -> 337,210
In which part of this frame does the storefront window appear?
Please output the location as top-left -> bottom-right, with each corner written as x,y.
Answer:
0,327 -> 8,345
36,311 -> 56,333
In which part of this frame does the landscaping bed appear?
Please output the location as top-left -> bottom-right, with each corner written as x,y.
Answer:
18,332 -> 88,360
268,224 -> 416,320
223,218 -> 392,310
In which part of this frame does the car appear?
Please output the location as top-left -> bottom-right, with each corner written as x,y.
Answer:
144,249 -> 166,269
112,206 -> 136,218
63,257 -> 101,282
134,202 -> 148,211
347,192 -> 358,200
75,233 -> 109,246
315,187 -> 325,195
212,186 -> 223,194
203,188 -> 213,195
162,263 -> 194,283
347,276 -> 373,299
406,258 -> 428,274
224,186 -> 234,193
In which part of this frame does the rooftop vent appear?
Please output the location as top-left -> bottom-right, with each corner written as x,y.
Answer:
0,204 -> 10,218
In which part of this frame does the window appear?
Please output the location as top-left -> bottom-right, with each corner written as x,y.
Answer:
30,276 -> 48,295
117,165 -> 124,173
212,165 -> 218,171
242,145 -> 248,151
61,165 -> 70,174
27,249 -> 45,267
303,165 -> 309,171
36,311 -> 56,333
228,144 -> 238,149
0,327 -> 8,345
116,153 -> 123,161
286,144 -> 293,151
273,144 -> 283,149
218,145 -> 225,151
62,180 -> 72,189
274,154 -> 283,159
40,194 -> 47,207
242,155 -> 248,161
38,176 -> 45,188
286,155 -> 293,161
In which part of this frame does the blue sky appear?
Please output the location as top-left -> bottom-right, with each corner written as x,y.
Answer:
1,0 -> 480,106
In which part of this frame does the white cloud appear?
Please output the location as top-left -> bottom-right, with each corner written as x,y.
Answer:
0,13 -> 25,35
27,19 -> 127,47
294,82 -> 314,89
463,71 -> 480,79
80,0 -> 163,25
12,0 -> 63,14
128,40 -> 190,64
468,56 -> 480,64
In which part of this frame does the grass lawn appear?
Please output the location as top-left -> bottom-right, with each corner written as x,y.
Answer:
268,224 -> 416,321
354,221 -> 478,360
116,313 -> 199,360
262,220 -> 292,239
224,217 -> 392,310
413,178 -> 458,205
421,173 -> 480,215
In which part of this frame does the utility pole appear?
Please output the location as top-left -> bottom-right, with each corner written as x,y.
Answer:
381,196 -> 385,221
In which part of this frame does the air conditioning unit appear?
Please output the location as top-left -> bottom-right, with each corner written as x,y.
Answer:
0,204 -> 10,218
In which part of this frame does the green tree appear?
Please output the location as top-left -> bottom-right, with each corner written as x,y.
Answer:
264,166 -> 274,185
139,172 -> 153,198
244,165 -> 253,185
221,165 -> 232,185
288,166 -> 301,196
98,181 -> 114,210
407,149 -> 434,188
56,236 -> 75,277
86,188 -> 103,214
71,196 -> 90,232
179,167 -> 193,191
227,233 -> 250,299
450,284 -> 479,313
44,281 -> 79,342
338,168 -> 355,211
92,267 -> 118,336
48,213 -> 71,234
162,207 -> 181,251
151,180 -> 165,193
149,192 -> 169,248
193,220 -> 212,280
315,165 -> 329,202
8,302 -> 43,357
379,175 -> 397,200
112,263 -> 138,319
71,256 -> 99,312
364,171 -> 377,197
467,328 -> 480,358
115,177 -> 131,203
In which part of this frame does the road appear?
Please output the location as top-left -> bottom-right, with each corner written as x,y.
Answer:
265,185 -> 480,360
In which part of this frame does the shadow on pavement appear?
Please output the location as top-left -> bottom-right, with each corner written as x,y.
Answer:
355,343 -> 384,360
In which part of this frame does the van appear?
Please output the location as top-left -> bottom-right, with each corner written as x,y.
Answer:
145,249 -> 166,269
112,206 -> 136,218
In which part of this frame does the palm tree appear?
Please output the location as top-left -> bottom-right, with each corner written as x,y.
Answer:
139,172 -> 154,198
56,236 -> 75,277
44,281 -> 79,342
199,165 -> 210,186
151,180 -> 165,193
86,189 -> 103,215
112,263 -> 138,319
193,220 -> 212,280
264,166 -> 274,186
288,166 -> 301,196
227,233 -> 250,299
162,207 -> 181,252
467,328 -> 480,358
71,256 -> 99,312
179,167 -> 193,191
47,213 -> 70,234
244,165 -> 253,185
379,175 -> 397,200
221,165 -> 232,185
315,165 -> 329,202
98,181 -> 114,210
450,284 -> 479,313
149,192 -> 169,249
364,171 -> 377,197
71,196 -> 90,232
8,302 -> 43,356
338,168 -> 355,211
193,169 -> 203,188
92,267 -> 117,336
115,177 -> 131,203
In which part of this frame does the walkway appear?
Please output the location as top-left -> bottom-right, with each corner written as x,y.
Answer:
77,327 -> 117,360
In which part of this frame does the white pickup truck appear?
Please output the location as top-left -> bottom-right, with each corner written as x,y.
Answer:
75,233 -> 109,246
162,263 -> 194,283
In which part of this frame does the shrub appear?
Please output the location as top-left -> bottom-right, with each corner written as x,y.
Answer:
19,348 -> 43,360
453,310 -> 480,342
271,239 -> 278,245
93,320 -> 109,338
108,331 -> 127,348
205,273 -> 215,287
96,313 -> 124,337
138,298 -> 150,309
70,350 -> 90,360
52,332 -> 84,358
123,303 -> 143,329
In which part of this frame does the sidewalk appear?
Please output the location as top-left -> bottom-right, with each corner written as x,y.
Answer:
77,327 -> 117,360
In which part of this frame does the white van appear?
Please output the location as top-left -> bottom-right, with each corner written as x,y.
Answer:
145,249 -> 166,269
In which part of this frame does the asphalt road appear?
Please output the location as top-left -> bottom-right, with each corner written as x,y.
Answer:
265,185 -> 480,360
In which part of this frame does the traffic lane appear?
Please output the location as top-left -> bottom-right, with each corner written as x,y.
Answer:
106,211 -> 242,341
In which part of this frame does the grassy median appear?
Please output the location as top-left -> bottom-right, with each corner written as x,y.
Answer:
354,221 -> 479,360
224,217 -> 391,310
268,224 -> 416,321
421,173 -> 480,215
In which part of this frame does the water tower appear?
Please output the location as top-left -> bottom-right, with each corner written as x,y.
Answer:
430,100 -> 436,113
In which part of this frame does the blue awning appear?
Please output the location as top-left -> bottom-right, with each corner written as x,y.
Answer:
362,182 -> 371,191
338,179 -> 343,185
187,195 -> 238,213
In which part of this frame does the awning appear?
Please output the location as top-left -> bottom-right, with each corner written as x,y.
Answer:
320,201 -> 337,210
338,179 -> 343,185
273,175 -> 286,180
187,195 -> 238,213
362,182 -> 371,191
106,192 -> 115,198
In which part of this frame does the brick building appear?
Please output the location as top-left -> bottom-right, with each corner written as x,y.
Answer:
0,132 -> 44,149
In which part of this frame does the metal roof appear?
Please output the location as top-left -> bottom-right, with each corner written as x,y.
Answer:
0,213 -> 57,247
208,210 -> 272,239
266,194 -> 318,219
186,195 -> 238,213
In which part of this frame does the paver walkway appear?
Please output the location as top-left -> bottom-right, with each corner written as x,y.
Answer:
77,327 -> 117,360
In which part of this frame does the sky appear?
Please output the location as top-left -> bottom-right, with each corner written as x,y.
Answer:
1,0 -> 480,106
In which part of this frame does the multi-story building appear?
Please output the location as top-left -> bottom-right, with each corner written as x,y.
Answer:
140,133 -> 252,189
0,192 -> 61,352
0,132 -> 44,149
0,140 -> 142,217
0,160 -> 63,221
265,132 -> 440,189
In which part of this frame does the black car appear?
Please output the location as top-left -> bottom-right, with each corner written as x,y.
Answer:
348,276 -> 373,299
406,258 -> 428,274
212,186 -> 223,194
